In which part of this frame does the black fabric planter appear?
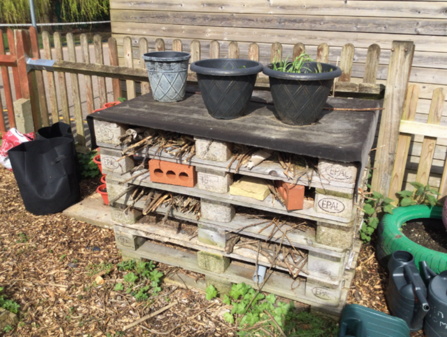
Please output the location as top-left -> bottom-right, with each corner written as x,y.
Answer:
190,59 -> 263,119
9,137 -> 80,215
263,62 -> 342,126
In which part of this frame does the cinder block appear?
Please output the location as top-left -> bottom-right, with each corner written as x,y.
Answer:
275,181 -> 305,211
197,168 -> 233,194
198,227 -> 228,248
229,176 -> 270,201
100,147 -> 134,176
94,119 -> 127,147
197,251 -> 230,274
314,193 -> 354,220
149,159 -> 196,187
318,160 -> 357,184
105,178 -> 132,205
205,275 -> 232,297
305,277 -> 343,306
201,199 -> 235,223
307,250 -> 346,278
114,229 -> 147,251
195,137 -> 233,162
316,222 -> 354,249
110,204 -> 142,225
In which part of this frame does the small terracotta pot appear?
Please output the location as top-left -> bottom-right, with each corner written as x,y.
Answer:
97,184 -> 108,205
101,175 -> 106,184
92,101 -> 122,113
93,154 -> 102,174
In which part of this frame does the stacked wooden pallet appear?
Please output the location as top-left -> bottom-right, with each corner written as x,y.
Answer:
95,115 -> 367,316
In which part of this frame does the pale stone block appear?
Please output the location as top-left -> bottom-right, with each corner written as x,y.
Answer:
198,227 -> 228,248
316,222 -> 354,249
314,193 -> 354,219
201,199 -> 235,223
94,119 -> 127,146
114,229 -> 147,251
195,137 -> 233,162
100,147 -> 134,176
197,170 -> 233,194
307,250 -> 346,278
197,251 -> 230,274
229,176 -> 270,201
110,204 -> 142,225
318,160 -> 357,184
14,98 -> 34,134
105,179 -> 131,205
305,277 -> 343,306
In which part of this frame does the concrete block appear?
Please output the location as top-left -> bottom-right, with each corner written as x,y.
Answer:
316,222 -> 354,249
195,137 -> 233,162
205,275 -> 232,297
114,229 -> 147,251
307,250 -> 346,278
110,204 -> 142,225
94,119 -> 127,147
305,277 -> 343,306
229,176 -> 270,201
105,179 -> 131,205
201,199 -> 235,223
197,251 -> 230,274
314,193 -> 354,220
100,147 -> 134,176
197,169 -> 233,194
14,98 -> 34,134
318,160 -> 357,184
198,227 -> 228,248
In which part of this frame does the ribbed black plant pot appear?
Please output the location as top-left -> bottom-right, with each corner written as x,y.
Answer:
191,59 -> 263,120
263,62 -> 342,126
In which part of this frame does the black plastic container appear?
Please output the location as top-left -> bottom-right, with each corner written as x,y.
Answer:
421,262 -> 447,337
386,251 -> 430,332
190,58 -> 263,119
263,62 -> 341,126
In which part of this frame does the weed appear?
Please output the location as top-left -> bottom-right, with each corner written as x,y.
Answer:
0,287 -> 20,314
18,322 -> 25,328
205,284 -> 218,300
86,262 -> 113,277
16,233 -> 28,243
3,325 -> 13,333
124,272 -> 138,284
114,283 -> 124,291
272,53 -> 332,74
77,150 -> 101,179
60,254 -> 66,261
117,260 -> 136,271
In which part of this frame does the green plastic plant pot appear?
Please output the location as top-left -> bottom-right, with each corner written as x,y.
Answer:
376,205 -> 445,273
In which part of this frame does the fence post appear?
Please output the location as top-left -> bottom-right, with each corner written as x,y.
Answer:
371,40 -> 415,196
14,98 -> 34,134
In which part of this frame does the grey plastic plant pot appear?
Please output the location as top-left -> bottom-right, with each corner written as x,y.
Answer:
190,58 -> 263,119
142,51 -> 191,103
263,62 -> 342,126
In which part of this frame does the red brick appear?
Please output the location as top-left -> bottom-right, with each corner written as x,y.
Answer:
275,181 -> 304,211
149,159 -> 197,188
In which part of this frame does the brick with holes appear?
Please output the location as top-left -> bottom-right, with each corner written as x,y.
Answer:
149,159 -> 197,187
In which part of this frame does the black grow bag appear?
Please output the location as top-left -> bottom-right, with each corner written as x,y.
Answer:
9,137 -> 80,215
263,62 -> 342,126
190,58 -> 263,119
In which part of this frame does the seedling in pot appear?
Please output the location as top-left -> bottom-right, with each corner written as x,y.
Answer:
272,52 -> 333,74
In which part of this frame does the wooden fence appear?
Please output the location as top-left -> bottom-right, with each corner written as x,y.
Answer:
2,28 -> 445,198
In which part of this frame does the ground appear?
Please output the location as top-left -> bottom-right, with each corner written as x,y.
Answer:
0,167 -> 424,336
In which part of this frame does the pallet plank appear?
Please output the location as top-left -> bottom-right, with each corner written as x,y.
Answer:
7,29 -> 21,102
363,44 -> 381,84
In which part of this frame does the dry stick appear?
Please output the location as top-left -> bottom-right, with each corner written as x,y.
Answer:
257,220 -> 275,234
124,188 -> 146,214
143,190 -> 155,215
123,134 -> 154,154
264,310 -> 287,337
225,220 -> 270,234
118,171 -> 148,185
161,194 -> 174,226
108,186 -> 137,205
123,300 -> 178,330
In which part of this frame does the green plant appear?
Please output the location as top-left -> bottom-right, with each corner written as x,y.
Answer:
134,286 -> 150,302
0,288 -> 20,314
114,283 -> 124,291
86,262 -> 113,277
124,272 -> 138,284
3,325 -> 13,333
272,53 -> 332,74
117,260 -> 163,300
60,254 -> 66,261
205,285 -> 218,300
16,233 -> 28,243
118,97 -> 127,103
77,151 -> 101,179
397,182 -> 442,207
117,260 -> 136,271
360,190 -> 395,242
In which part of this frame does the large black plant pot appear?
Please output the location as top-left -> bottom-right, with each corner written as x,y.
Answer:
190,59 -> 263,119
263,62 -> 342,126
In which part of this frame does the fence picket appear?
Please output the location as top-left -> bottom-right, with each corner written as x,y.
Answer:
108,37 -> 122,101
94,35 -> 107,107
415,88 -> 446,186
270,42 -> 282,63
210,41 -> 220,59
293,43 -> 305,60
248,43 -> 259,62
42,31 -> 59,123
0,29 -> 14,129
155,38 -> 165,51
363,44 -> 381,84
388,85 -> 420,200
172,39 -> 183,52
339,43 -> 355,82
81,34 -> 94,114
229,41 -> 239,58
30,27 -> 48,127
124,37 -> 136,100
316,43 -> 329,63
139,38 -> 150,95
7,29 -> 21,101
67,33 -> 85,145
54,32 -> 70,124
190,40 -> 201,63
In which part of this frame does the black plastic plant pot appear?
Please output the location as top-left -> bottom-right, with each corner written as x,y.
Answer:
190,59 -> 263,119
263,62 -> 342,126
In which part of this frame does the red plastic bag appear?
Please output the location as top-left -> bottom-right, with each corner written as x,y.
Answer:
0,128 -> 34,170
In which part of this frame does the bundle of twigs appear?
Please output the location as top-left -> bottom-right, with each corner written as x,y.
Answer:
226,144 -> 257,173
276,152 -> 318,186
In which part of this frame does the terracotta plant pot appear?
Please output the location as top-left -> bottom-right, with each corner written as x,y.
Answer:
100,175 -> 106,184
97,184 -> 108,205
93,154 -> 102,174
92,101 -> 122,113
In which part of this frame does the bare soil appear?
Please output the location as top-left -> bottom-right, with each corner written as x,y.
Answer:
402,218 -> 447,253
